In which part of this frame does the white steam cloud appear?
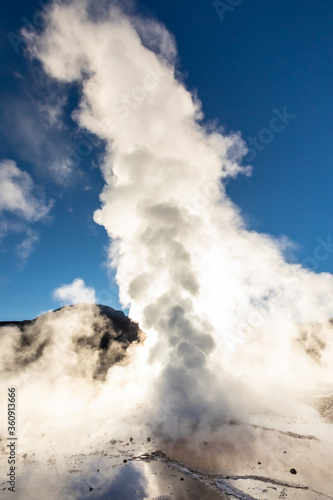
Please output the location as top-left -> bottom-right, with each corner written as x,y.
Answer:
21,0 -> 333,437
53,278 -> 97,305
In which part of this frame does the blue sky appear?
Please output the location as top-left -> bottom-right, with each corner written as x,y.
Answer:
1,0 -> 333,320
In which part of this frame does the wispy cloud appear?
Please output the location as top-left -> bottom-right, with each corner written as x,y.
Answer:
0,159 -> 52,263
0,77 -> 86,187
0,159 -> 52,221
16,228 -> 39,263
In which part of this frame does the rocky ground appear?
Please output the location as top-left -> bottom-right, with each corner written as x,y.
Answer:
1,394 -> 333,500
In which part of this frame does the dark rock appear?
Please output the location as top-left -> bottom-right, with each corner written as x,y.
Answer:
153,450 -> 166,457
0,303 -> 143,380
290,468 -> 297,475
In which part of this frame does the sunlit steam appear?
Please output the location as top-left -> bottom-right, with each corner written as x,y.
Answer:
1,3 -> 333,496
20,0 -> 333,431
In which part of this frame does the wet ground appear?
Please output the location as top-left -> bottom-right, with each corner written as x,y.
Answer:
1,441 -> 228,500
308,393 -> 333,424
2,392 -> 333,499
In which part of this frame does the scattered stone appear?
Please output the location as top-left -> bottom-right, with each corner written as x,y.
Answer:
123,459 -> 127,463
290,468 -> 297,475
153,450 -> 166,457
258,462 -> 261,465
89,487 -> 93,491
130,437 -> 133,442
147,437 -> 151,442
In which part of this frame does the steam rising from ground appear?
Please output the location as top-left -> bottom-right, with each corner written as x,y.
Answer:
1,304 -> 148,454
2,0 -> 333,453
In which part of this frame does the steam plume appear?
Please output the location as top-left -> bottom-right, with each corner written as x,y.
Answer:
16,0 -> 333,438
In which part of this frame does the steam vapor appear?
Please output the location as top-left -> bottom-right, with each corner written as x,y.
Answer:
1,0 -> 333,487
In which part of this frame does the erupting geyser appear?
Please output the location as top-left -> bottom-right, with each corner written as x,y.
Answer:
1,1 -> 333,498
24,0 -> 333,429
